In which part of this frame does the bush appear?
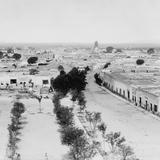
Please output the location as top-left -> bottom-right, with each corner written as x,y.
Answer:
27,56 -> 38,64
11,102 -> 25,119
106,46 -> 114,53
51,74 -> 70,95
58,65 -> 64,72
103,62 -> 111,69
56,106 -> 74,127
94,73 -> 102,85
105,132 -> 125,151
0,51 -> 4,59
136,59 -> 144,65
60,126 -> 84,146
29,68 -> 39,75
67,67 -> 87,92
147,48 -> 154,54
12,53 -> 21,60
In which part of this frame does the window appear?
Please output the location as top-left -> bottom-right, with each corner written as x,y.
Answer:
42,80 -> 49,85
10,79 -> 17,84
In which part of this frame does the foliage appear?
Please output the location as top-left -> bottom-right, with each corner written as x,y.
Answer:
85,111 -> 101,133
56,106 -> 74,127
11,102 -> 25,119
147,48 -> 154,54
67,67 -> 87,92
7,101 -> 25,159
119,145 -> 134,160
7,48 -> 14,53
12,53 -> 21,60
94,73 -> 102,86
77,92 -> 86,111
98,122 -> 107,136
136,59 -> 144,65
105,132 -> 125,151
69,137 -> 96,160
29,68 -> 39,75
0,51 -> 4,59
60,127 -> 84,146
58,65 -> 64,71
103,62 -> 111,69
27,56 -> 38,64
51,74 -> 70,95
51,67 -> 87,95
52,92 -> 61,113
106,46 -> 114,53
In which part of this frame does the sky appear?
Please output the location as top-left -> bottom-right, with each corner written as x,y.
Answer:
0,0 -> 160,44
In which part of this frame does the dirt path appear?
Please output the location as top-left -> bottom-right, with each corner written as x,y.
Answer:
85,73 -> 160,160
18,98 -> 68,160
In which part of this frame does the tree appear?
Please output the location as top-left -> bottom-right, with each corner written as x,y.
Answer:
98,122 -> 107,136
58,65 -> 64,72
94,73 -> 102,86
69,136 -> 96,160
51,74 -> 70,95
85,111 -> 101,134
29,68 -> 39,75
60,127 -> 84,146
147,48 -> 154,54
136,59 -> 144,65
106,46 -> 114,53
103,62 -> 111,69
27,56 -> 38,64
7,48 -> 14,53
12,53 -> 21,60
77,92 -> 86,111
0,51 -> 4,59
11,102 -> 25,119
68,67 -> 87,92
119,145 -> 134,160
105,132 -> 125,152
56,106 -> 74,127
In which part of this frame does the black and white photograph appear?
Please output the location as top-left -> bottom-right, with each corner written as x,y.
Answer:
0,0 -> 160,160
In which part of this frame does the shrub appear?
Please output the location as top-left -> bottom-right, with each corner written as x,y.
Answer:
98,122 -> 107,136
0,51 -> 4,59
56,106 -> 74,127
58,65 -> 64,72
136,59 -> 144,65
11,102 -> 25,119
94,73 -> 102,85
85,111 -> 101,133
119,145 -> 134,160
147,48 -> 154,54
51,74 -> 70,95
27,56 -> 38,64
106,46 -> 114,53
29,68 -> 39,75
103,62 -> 111,69
60,126 -> 84,146
105,132 -> 125,151
12,53 -> 21,60
67,67 -> 87,92
69,136 -> 96,160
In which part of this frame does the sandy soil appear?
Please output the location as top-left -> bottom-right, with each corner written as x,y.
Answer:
18,98 -> 69,160
0,96 -> 12,160
85,73 -> 160,160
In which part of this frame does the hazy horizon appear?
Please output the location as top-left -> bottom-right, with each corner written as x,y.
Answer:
1,0 -> 160,44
